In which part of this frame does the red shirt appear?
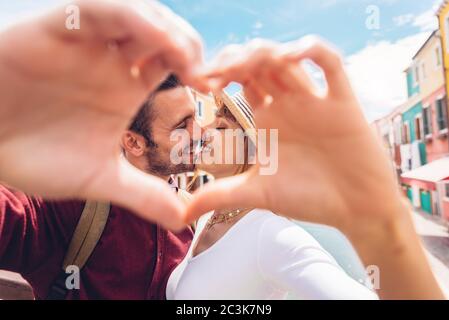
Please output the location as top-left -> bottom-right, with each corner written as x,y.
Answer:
0,185 -> 193,299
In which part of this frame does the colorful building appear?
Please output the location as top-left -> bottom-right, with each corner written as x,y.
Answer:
413,30 -> 448,162
399,29 -> 449,218
372,22 -> 449,221
402,157 -> 449,219
438,0 -> 449,119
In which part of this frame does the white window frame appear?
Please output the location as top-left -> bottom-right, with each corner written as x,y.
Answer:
196,100 -> 204,120
436,94 -> 449,134
422,104 -> 433,139
436,44 -> 442,69
403,121 -> 411,144
414,113 -> 423,141
413,64 -> 419,86
444,182 -> 449,201
421,62 -> 426,79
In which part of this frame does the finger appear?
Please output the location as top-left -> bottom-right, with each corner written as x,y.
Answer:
82,0 -> 204,91
88,157 -> 187,232
279,36 -> 351,97
252,58 -> 318,101
185,173 -> 267,223
127,0 -> 205,86
242,80 -> 269,110
201,39 -> 279,89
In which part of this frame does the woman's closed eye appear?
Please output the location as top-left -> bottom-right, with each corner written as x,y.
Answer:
215,118 -> 229,130
176,120 -> 187,130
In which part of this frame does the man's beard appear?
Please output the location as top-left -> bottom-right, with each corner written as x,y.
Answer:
144,146 -> 195,176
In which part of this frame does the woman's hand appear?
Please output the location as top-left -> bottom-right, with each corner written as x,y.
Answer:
186,37 -> 445,299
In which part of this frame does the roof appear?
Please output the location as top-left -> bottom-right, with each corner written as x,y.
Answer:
437,0 -> 449,16
412,30 -> 439,60
401,157 -> 449,183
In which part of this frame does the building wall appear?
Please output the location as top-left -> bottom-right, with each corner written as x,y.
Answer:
191,90 -> 217,127
402,102 -> 423,142
422,85 -> 449,162
406,68 -> 420,98
415,32 -> 445,98
438,2 -> 449,125
437,180 -> 449,220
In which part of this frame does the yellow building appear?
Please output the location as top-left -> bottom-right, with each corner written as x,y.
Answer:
191,90 -> 217,127
438,0 -> 449,121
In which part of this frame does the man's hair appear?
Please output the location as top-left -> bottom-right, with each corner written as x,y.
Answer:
128,74 -> 182,147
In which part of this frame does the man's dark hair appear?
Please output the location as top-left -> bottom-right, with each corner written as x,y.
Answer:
128,74 -> 181,147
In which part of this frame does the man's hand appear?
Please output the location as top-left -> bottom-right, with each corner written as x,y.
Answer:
0,0 -> 206,230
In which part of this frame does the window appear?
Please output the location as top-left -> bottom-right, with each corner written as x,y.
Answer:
445,183 -> 449,198
394,118 -> 402,145
196,100 -> 203,119
436,97 -> 448,132
436,45 -> 442,67
414,115 -> 422,140
403,121 -> 410,144
423,107 -> 432,137
414,65 -> 420,84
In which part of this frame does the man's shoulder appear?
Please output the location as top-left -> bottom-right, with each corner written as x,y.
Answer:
0,184 -> 85,223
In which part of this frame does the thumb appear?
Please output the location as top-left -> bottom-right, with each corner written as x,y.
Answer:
185,173 -> 267,223
87,157 -> 187,232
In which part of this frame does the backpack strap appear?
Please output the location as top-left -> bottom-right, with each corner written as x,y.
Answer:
46,201 -> 110,300
63,201 -> 110,269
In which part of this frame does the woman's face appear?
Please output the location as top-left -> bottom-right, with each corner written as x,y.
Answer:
197,105 -> 245,179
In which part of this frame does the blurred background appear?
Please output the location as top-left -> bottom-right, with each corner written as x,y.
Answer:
0,0 -> 448,299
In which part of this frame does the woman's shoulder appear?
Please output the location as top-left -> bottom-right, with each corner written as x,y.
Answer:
251,209 -> 324,249
249,209 -> 305,230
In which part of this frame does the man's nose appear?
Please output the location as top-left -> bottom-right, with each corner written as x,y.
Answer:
197,119 -> 207,135
191,119 -> 206,142
203,117 -> 219,132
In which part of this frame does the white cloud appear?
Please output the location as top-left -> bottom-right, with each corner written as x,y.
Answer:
253,21 -> 263,30
413,8 -> 439,32
392,0 -> 440,32
393,14 -> 414,27
345,32 -> 431,121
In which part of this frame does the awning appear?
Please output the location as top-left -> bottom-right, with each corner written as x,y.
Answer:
401,157 -> 449,183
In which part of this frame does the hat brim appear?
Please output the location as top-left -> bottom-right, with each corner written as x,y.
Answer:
213,91 -> 257,144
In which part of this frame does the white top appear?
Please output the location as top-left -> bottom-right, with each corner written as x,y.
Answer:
166,209 -> 378,300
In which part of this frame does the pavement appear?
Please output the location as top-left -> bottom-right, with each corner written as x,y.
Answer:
412,210 -> 449,297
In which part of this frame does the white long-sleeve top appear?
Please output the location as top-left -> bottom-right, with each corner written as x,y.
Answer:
166,209 -> 378,300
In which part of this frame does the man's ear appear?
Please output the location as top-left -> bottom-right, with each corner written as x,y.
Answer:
121,131 -> 147,157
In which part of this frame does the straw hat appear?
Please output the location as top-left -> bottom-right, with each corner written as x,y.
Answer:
213,91 -> 257,144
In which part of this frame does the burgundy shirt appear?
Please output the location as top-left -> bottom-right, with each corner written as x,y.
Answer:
0,185 -> 193,299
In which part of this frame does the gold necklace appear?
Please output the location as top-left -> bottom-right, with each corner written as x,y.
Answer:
205,208 -> 249,231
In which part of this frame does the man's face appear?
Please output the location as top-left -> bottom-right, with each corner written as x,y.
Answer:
145,86 -> 200,176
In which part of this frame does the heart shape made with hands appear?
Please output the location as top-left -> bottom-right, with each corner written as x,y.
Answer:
0,0 -> 402,235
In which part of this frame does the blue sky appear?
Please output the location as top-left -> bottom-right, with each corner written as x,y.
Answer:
161,0 -> 437,58
0,0 -> 442,120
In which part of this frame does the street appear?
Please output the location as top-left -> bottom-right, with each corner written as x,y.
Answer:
412,210 -> 449,297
